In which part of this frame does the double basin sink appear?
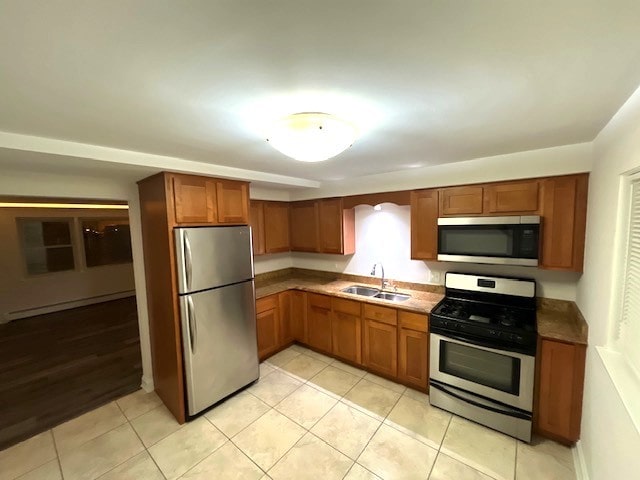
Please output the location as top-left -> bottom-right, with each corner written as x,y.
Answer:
341,285 -> 410,303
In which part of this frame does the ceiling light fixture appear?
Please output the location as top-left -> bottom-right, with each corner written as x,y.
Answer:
266,112 -> 357,162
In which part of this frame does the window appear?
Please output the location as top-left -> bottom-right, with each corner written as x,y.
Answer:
82,219 -> 133,267
599,171 -> 640,435
616,175 -> 640,376
19,219 -> 75,274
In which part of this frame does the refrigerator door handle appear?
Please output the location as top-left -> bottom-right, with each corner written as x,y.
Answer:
187,296 -> 197,354
184,232 -> 193,291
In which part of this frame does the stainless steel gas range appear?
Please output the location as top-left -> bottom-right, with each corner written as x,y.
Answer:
429,272 -> 537,442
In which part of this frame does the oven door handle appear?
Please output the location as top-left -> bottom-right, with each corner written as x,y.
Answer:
429,380 -> 531,421
430,331 -> 535,357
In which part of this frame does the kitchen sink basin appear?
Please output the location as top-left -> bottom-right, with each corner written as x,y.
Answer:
373,292 -> 411,302
341,285 -> 380,297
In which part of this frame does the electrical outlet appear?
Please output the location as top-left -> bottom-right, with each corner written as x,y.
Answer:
430,271 -> 441,284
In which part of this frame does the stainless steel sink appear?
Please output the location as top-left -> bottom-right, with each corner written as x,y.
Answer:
373,292 -> 411,302
341,285 -> 380,297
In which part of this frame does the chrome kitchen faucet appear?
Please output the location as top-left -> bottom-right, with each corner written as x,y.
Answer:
371,263 -> 389,290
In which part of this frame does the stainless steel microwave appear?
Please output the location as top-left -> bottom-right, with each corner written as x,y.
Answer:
437,216 -> 540,266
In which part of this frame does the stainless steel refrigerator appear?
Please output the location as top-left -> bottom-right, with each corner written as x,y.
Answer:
174,225 -> 259,416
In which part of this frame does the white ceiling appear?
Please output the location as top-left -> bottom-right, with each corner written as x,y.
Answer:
1,1 -> 640,184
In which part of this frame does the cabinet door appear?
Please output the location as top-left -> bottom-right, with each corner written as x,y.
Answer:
279,291 -> 294,345
535,339 -> 586,443
172,175 -> 217,224
256,297 -> 280,361
439,186 -> 483,216
250,201 -> 265,256
540,174 -> 588,271
398,329 -> 428,390
291,290 -> 307,343
216,180 -> 249,224
363,319 -> 397,377
485,180 -> 539,214
306,294 -> 332,353
317,198 -> 355,254
264,202 -> 291,253
331,298 -> 362,364
290,201 -> 320,252
410,189 -> 439,260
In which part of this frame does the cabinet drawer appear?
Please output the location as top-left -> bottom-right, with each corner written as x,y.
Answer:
363,304 -> 397,326
256,295 -> 278,314
332,297 -> 361,316
399,311 -> 428,332
308,293 -> 331,310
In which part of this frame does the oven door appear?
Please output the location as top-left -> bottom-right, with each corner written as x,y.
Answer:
429,333 -> 535,411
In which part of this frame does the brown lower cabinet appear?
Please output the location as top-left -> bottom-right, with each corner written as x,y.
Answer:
398,310 -> 429,390
363,304 -> 398,378
255,289 -> 585,444
331,298 -> 362,364
256,296 -> 280,361
306,293 -> 332,353
534,338 -> 586,444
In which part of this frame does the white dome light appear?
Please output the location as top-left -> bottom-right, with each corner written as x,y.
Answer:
267,112 -> 357,162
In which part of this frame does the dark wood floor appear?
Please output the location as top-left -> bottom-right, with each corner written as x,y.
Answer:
0,297 -> 142,451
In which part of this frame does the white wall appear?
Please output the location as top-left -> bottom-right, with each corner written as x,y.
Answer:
0,169 -> 154,391
0,207 -> 134,321
576,85 -> 640,479
291,142 -> 593,200
288,203 -> 579,300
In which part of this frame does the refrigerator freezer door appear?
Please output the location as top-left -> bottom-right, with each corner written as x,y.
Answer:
175,226 -> 254,294
180,279 -> 259,416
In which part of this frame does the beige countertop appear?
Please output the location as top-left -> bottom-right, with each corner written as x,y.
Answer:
536,302 -> 588,345
256,272 -> 588,344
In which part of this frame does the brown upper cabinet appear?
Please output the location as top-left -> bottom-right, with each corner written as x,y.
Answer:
411,174 -> 588,271
290,201 -> 320,252
484,180 -> 539,214
215,179 -> 250,224
264,202 -> 291,253
540,175 -> 588,271
290,199 -> 355,255
172,174 -> 217,224
169,172 -> 249,226
250,200 -> 290,256
410,189 -> 439,261
439,186 -> 484,216
318,198 -> 355,255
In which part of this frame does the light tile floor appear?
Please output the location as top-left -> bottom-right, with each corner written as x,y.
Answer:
0,346 -> 576,480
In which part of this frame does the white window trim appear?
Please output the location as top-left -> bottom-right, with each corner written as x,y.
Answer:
599,169 -> 640,435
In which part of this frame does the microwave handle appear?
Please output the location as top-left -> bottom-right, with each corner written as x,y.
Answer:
429,380 -> 531,420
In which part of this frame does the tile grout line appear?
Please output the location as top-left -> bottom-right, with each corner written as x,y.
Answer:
96,400 -> 167,480
50,429 -> 65,480
350,382 -> 406,476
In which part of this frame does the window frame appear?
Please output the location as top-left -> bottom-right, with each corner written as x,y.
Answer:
16,217 -> 79,277
598,168 -> 640,435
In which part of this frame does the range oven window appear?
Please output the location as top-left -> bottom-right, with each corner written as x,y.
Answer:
440,340 -> 521,395
439,225 -> 514,257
